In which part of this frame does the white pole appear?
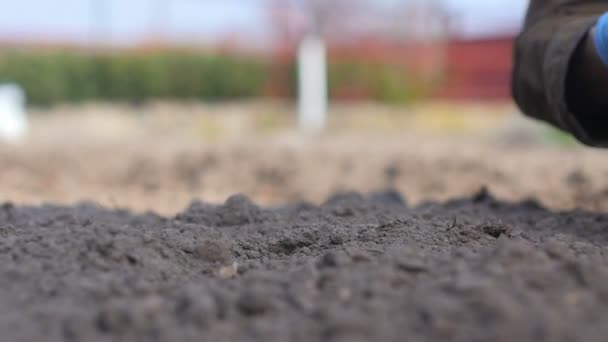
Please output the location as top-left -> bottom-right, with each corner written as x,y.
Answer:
297,35 -> 328,134
0,84 -> 28,144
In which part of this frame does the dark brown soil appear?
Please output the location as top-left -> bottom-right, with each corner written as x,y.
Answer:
3,189 -> 608,342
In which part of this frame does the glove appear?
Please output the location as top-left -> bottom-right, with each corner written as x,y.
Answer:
594,12 -> 608,65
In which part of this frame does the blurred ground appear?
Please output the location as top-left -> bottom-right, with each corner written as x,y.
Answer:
5,103 -> 608,342
0,101 -> 600,214
7,102 -> 608,341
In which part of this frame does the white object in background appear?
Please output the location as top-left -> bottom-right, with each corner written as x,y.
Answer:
297,35 -> 328,134
0,84 -> 28,143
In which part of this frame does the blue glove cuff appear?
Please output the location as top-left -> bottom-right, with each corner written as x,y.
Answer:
594,13 -> 608,65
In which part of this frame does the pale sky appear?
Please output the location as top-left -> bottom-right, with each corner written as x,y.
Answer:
0,0 -> 529,44
444,0 -> 528,36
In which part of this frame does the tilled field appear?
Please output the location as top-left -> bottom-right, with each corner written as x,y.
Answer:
3,190 -> 608,341
3,105 -> 608,341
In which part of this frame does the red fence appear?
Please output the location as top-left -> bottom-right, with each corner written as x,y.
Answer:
435,36 -> 514,100
269,34 -> 515,101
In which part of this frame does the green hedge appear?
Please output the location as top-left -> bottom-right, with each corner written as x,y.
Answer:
289,61 -> 427,104
0,51 -> 426,106
327,62 -> 427,104
0,51 -> 268,106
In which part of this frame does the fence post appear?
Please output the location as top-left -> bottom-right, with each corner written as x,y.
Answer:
0,84 -> 28,143
297,35 -> 328,134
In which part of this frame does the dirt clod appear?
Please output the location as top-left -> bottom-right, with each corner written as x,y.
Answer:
193,239 -> 233,264
237,290 -> 274,316
481,223 -> 509,239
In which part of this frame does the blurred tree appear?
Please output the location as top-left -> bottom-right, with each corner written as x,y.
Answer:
264,0 -> 453,102
268,0 -> 370,42
398,0 -> 450,41
297,0 -> 369,39
268,0 -> 450,43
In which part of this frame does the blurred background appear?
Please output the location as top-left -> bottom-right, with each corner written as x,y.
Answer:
2,0 -> 605,214
0,0 -> 525,105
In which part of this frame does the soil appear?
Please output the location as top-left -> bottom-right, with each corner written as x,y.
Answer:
4,189 -> 608,342
3,105 -> 608,341
3,135 -> 608,215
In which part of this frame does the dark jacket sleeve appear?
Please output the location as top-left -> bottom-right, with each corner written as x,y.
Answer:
512,1 -> 608,146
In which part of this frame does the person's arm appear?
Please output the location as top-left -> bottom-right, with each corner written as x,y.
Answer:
512,1 -> 608,146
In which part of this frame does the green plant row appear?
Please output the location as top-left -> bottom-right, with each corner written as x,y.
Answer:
0,51 -> 426,106
327,62 -> 429,104
0,51 -> 268,106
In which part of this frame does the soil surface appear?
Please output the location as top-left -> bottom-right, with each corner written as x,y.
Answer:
4,190 -> 608,342
3,104 -> 608,341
